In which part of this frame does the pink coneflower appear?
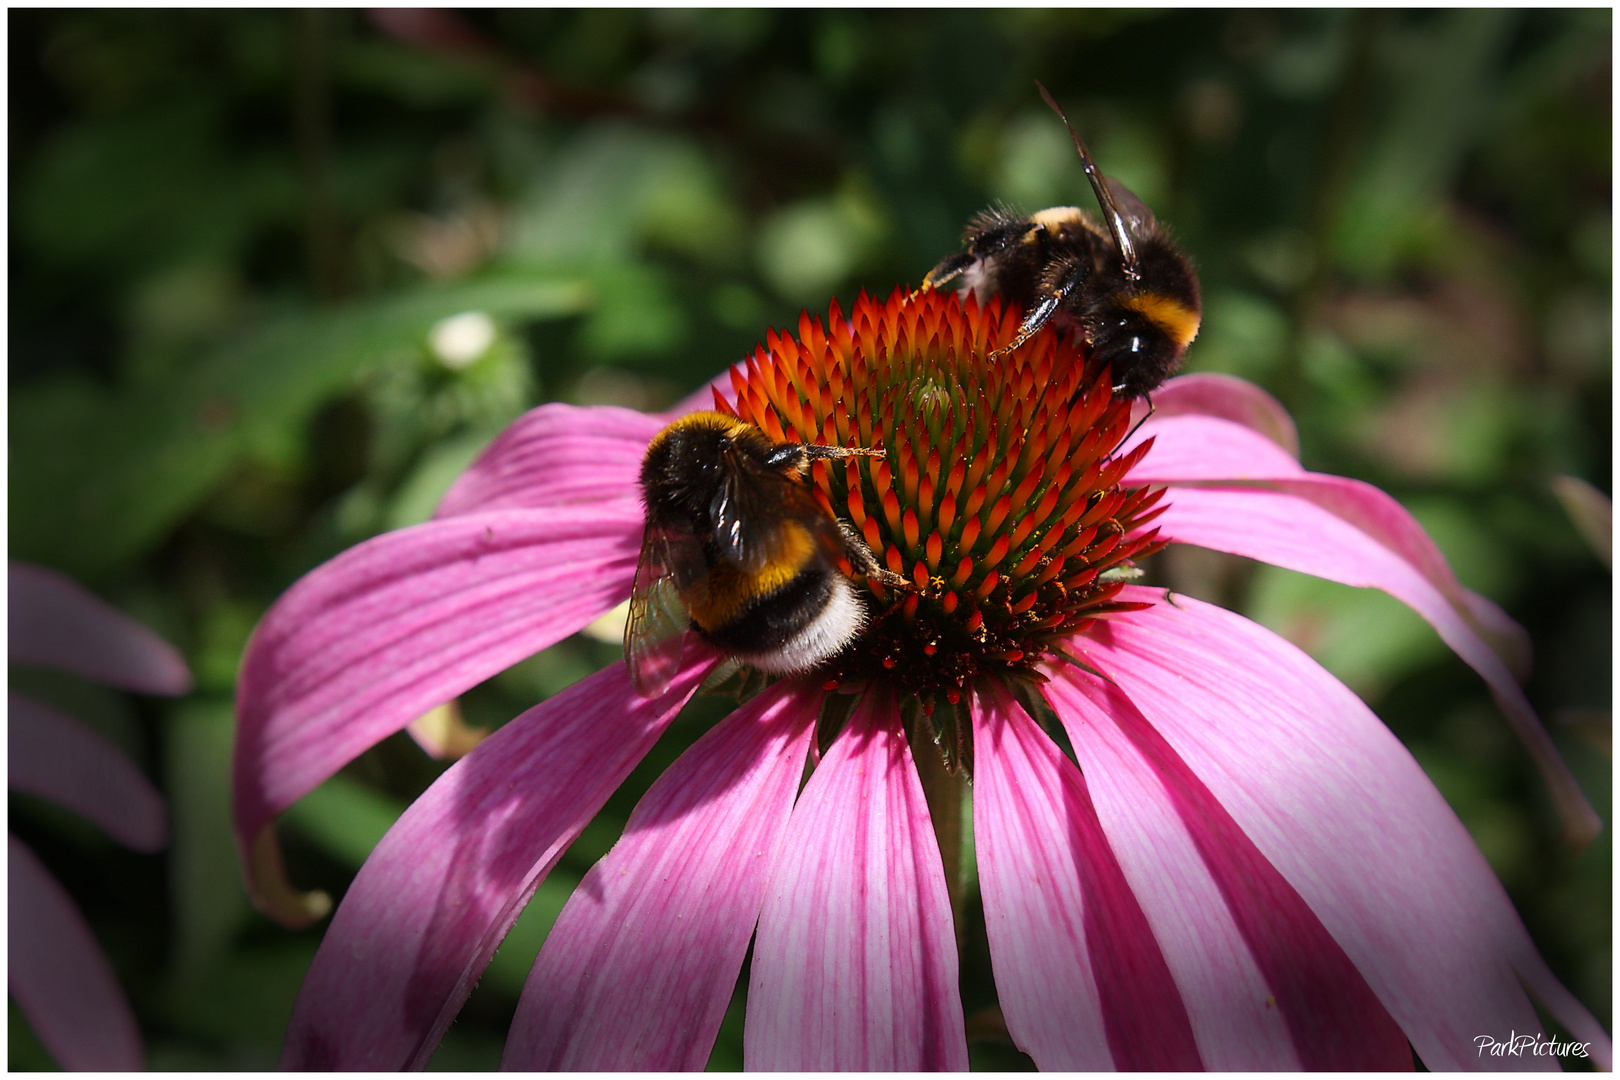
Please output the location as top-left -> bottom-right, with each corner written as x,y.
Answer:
235,288 -> 1608,1070
10,562 -> 192,1070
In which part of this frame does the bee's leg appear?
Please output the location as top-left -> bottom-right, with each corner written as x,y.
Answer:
923,252 -> 976,290
766,443 -> 886,477
836,520 -> 915,590
1121,396 -> 1156,440
989,255 -> 1087,358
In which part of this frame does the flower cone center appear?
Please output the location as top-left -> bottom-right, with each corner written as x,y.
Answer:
721,288 -> 1166,721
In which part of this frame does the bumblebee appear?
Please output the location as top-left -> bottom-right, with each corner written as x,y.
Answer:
925,83 -> 1201,398
625,411 -> 908,698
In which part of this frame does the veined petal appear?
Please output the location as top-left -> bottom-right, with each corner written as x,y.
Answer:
1128,415 -> 1531,678
435,403 -> 662,518
1046,662 -> 1412,1071
9,562 -> 191,696
1148,372 -> 1300,457
10,693 -> 165,852
746,690 -> 968,1070
971,682 -> 1199,1070
1147,483 -> 1598,846
281,652 -> 715,1071
234,502 -> 643,906
502,679 -> 818,1071
1128,413 -> 1305,480
9,836 -> 143,1071
1065,589 -> 1611,1071
1043,674 -> 1307,1068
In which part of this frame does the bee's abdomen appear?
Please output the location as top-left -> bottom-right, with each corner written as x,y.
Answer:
696,563 -> 837,656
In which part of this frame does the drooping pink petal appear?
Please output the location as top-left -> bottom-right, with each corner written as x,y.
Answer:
970,681 -> 1200,1070
435,404 -> 662,518
1128,413 -> 1304,479
9,836 -> 143,1071
1149,372 -> 1301,456
1062,589 -> 1611,1070
1046,665 -> 1413,1070
1128,414 -> 1531,678
281,651 -> 716,1070
1144,483 -> 1598,846
10,693 -> 166,852
502,679 -> 819,1070
745,690 -> 968,1070
9,562 -> 192,696
234,502 -> 644,901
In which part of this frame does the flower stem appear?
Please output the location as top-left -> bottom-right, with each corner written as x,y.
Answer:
912,727 -> 967,944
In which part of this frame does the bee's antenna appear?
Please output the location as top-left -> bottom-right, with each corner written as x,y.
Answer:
1035,80 -> 1140,283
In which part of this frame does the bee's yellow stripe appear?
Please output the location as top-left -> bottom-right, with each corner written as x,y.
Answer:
1121,293 -> 1200,347
685,521 -> 817,630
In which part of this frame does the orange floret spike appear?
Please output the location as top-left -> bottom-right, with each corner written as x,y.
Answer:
846,482 -> 868,528
958,516 -> 982,553
982,534 -> 1012,570
1008,513 -> 1038,551
963,484 -> 988,520
985,494 -> 1014,536
862,515 -> 882,552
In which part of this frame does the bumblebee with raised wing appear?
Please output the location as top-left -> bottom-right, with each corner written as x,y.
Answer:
626,410 -> 911,698
925,83 -> 1200,398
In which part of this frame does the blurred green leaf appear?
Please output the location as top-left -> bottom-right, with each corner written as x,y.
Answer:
282,773 -> 407,869
155,941 -> 319,1059
1336,11 -> 1515,275
12,276 -> 589,577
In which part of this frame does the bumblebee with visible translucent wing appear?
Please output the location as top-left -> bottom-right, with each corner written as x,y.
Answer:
626,410 -> 911,698
925,82 -> 1201,397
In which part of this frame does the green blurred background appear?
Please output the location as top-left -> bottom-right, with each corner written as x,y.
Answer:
9,9 -> 1610,1070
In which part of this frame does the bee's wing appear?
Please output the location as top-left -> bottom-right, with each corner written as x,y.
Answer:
624,525 -> 699,698
1100,176 -> 1157,233
710,452 -> 831,573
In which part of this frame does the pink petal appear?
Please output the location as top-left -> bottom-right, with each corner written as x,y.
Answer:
1040,681 -> 1309,1068
233,502 -> 643,900
9,562 -> 191,695
1149,372 -> 1301,456
501,679 -> 819,1070
745,690 -> 969,1070
970,682 -> 1200,1070
10,693 -> 166,852
1129,415 -> 1531,679
281,651 -> 715,1070
1146,484 -> 1599,846
9,836 -> 143,1070
1046,665 -> 1411,1070
1128,413 -> 1305,480
434,403 -> 663,518
1063,588 -> 1611,1070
